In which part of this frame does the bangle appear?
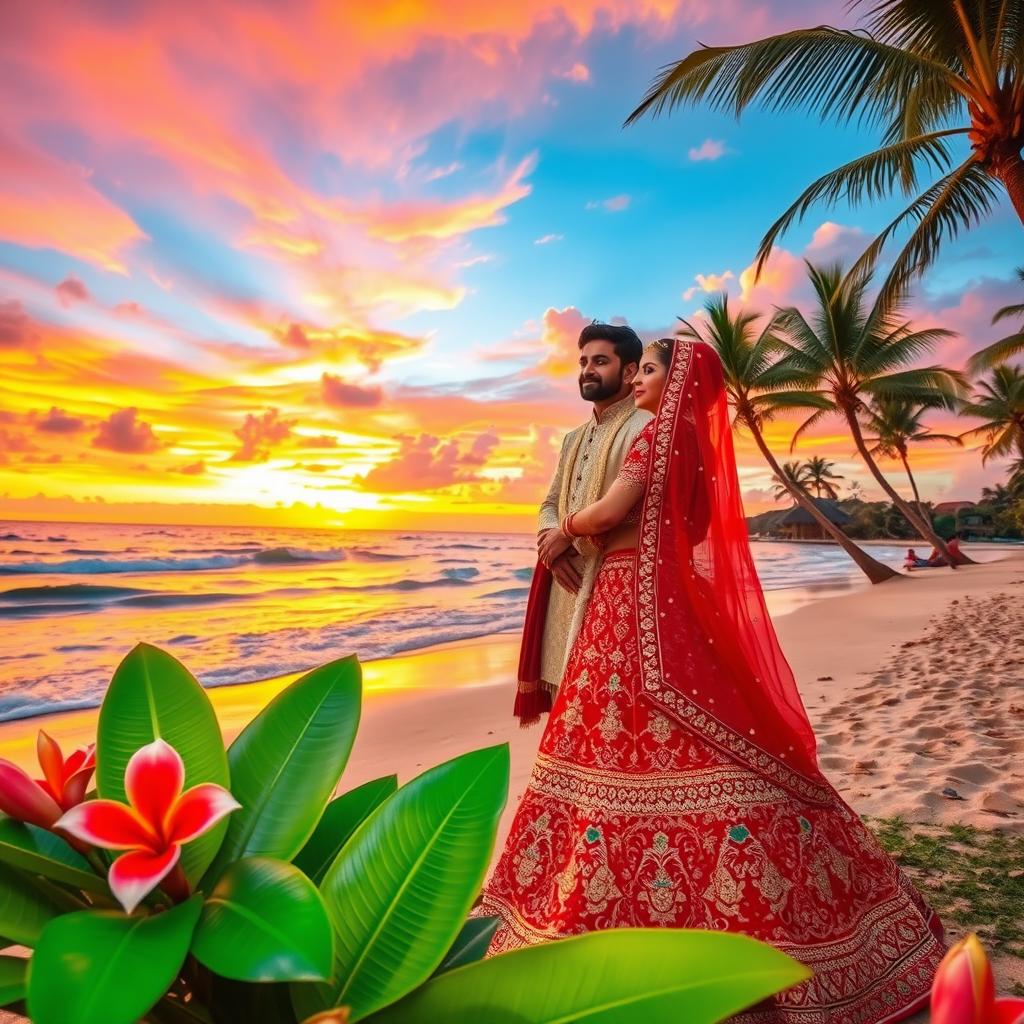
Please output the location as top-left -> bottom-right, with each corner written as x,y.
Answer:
562,512 -> 578,538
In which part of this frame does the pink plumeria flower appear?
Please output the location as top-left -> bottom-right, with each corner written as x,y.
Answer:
56,738 -> 240,914
931,934 -> 1024,1024
0,731 -> 96,829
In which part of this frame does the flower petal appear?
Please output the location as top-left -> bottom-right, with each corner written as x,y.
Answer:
108,845 -> 180,914
0,758 -> 62,828
56,799 -> 160,850
993,999 -> 1024,1024
36,731 -> 65,803
931,934 -> 994,1024
125,738 -> 184,835
61,765 -> 96,809
166,783 -> 240,845
63,743 -> 96,779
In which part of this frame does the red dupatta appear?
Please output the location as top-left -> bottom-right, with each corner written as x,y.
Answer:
636,340 -> 832,805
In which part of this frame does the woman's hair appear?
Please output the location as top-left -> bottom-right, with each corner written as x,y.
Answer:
646,337 -> 677,367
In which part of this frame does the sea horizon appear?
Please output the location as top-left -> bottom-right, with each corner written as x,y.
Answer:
0,517 -> 937,725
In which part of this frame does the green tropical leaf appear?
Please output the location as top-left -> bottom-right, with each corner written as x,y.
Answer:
365,927 -> 810,1024
0,816 -> 106,894
26,896 -> 202,1024
293,775 -> 398,886
0,863 -> 60,946
295,744 -> 509,1022
0,954 -> 26,1007
192,857 -> 333,982
96,644 -> 229,884
204,657 -> 361,884
430,916 -> 500,978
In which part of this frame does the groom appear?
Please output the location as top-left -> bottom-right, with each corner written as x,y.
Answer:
515,322 -> 650,724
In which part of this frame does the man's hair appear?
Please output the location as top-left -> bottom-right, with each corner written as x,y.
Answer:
577,322 -> 643,368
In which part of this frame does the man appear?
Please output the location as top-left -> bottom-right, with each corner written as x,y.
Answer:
515,322 -> 651,725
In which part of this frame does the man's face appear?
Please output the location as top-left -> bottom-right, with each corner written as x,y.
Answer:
578,340 -> 633,402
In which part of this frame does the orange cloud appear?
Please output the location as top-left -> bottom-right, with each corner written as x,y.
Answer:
92,408 -> 161,454
0,136 -> 144,272
230,408 -> 296,462
366,155 -> 536,242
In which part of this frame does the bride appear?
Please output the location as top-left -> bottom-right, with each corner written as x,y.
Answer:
475,338 -> 945,1023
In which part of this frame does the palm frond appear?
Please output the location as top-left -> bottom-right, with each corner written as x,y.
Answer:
754,128 -> 967,273
966,331 -> 1024,375
850,157 -> 1002,306
625,27 -> 970,127
789,406 -> 833,451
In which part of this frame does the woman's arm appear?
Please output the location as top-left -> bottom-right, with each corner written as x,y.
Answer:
566,478 -> 640,536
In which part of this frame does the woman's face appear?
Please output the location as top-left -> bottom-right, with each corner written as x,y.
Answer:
633,348 -> 668,413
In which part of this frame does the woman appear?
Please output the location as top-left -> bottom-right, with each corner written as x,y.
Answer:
476,339 -> 945,1023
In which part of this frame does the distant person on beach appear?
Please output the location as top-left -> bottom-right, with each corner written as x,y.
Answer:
905,547 -> 931,569
478,337 -> 945,1022
513,322 -> 650,725
928,537 -> 966,566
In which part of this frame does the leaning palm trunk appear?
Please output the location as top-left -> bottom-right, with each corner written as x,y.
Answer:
897,447 -> 929,525
747,418 -> 899,584
843,410 -> 969,565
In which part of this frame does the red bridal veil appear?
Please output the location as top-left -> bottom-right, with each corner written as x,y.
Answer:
636,340 -> 831,805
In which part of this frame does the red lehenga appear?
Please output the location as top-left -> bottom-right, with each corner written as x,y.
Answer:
477,342 -> 945,1023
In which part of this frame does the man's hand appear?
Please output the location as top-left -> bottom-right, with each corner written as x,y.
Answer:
549,551 -> 582,594
538,529 -> 572,568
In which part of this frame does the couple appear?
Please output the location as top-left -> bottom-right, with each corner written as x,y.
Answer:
474,324 -> 946,1023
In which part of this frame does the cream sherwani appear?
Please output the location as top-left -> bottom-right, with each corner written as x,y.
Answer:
536,395 -> 651,693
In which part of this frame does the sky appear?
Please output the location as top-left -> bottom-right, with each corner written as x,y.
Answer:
1,0 -> 1021,533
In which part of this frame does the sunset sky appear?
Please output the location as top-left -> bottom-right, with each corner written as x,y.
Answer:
1,1 -> 1021,532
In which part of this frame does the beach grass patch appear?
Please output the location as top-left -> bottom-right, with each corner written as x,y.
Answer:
870,817 -> 1024,959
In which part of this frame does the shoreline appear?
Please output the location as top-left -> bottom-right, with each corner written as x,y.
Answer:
2,551 -> 1021,1018
1,551 -> 1020,832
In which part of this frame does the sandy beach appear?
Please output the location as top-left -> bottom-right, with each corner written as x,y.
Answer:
2,548 -> 1022,1017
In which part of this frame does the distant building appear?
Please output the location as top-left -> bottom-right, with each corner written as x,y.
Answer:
956,507 -> 995,538
933,500 -> 976,517
754,498 -> 853,541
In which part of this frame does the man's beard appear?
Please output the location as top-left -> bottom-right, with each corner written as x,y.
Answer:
578,369 -> 624,402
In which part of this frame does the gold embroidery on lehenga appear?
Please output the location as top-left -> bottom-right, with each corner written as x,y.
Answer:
530,753 -> 790,816
704,824 -> 792,919
636,831 -> 687,923
598,699 -> 624,742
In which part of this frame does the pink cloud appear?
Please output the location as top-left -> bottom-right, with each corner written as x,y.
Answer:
561,62 -> 591,82
321,372 -> 383,408
179,460 -> 206,475
34,406 -> 85,434
92,408 -> 161,453
231,408 -> 295,462
682,270 -> 735,301
0,299 -> 33,347
586,194 -> 631,212
366,155 -> 536,242
688,138 -> 727,162
55,275 -> 91,307
539,305 -> 592,378
359,431 -> 499,492
0,136 -> 144,272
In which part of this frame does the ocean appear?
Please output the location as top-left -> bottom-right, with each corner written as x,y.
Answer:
0,520 -> 919,722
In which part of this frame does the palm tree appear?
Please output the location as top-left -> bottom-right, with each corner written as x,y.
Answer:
803,455 -> 846,498
772,460 -> 813,501
772,260 -> 967,561
967,266 -> 1024,372
862,395 -> 964,519
626,1 -> 1024,301
959,363 -> 1024,460
677,294 -> 900,583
